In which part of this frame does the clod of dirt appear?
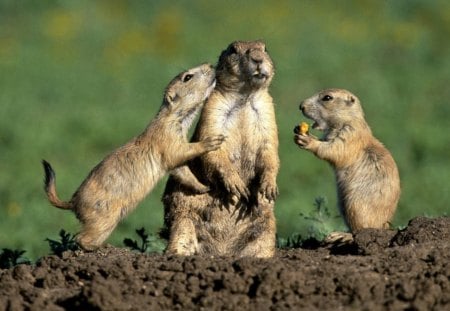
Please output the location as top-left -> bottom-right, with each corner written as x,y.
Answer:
353,228 -> 397,255
392,216 -> 450,246
0,216 -> 449,310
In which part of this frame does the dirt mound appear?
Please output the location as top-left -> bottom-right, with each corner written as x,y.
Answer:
1,216 -> 449,310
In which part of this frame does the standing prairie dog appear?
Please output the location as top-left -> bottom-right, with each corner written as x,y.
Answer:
42,63 -> 225,251
294,88 -> 400,233
162,40 -> 279,258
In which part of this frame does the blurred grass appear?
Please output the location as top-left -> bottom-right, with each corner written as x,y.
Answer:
0,0 -> 449,259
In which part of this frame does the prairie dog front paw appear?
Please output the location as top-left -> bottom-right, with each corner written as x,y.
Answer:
222,172 -> 250,202
294,133 -> 317,149
201,134 -> 226,152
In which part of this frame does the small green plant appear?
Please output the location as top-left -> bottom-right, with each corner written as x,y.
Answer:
277,196 -> 343,249
123,227 -> 166,253
0,248 -> 30,269
395,224 -> 407,231
124,227 -> 150,253
299,196 -> 343,241
276,233 -> 303,249
46,229 -> 79,256
300,196 -> 331,222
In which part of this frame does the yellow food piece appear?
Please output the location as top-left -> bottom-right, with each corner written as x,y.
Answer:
299,122 -> 309,135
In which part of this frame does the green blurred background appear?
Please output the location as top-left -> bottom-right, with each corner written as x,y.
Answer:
1,0 -> 449,259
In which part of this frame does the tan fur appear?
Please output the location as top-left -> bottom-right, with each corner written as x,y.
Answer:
42,63 -> 225,250
162,40 -> 279,258
294,88 -> 400,232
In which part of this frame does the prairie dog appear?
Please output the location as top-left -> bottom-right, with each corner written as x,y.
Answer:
294,88 -> 400,232
43,63 -> 225,250
163,40 -> 279,258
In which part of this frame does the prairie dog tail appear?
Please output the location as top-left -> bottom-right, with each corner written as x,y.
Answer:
42,160 -> 72,210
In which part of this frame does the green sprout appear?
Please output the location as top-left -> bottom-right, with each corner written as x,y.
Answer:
0,248 -> 30,269
124,227 -> 166,253
46,229 -> 79,256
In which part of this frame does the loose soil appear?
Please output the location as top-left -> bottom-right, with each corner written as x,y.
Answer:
1,216 -> 449,310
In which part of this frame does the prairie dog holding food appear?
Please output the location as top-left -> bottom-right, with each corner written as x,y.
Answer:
43,63 -> 225,250
163,40 -> 279,258
294,88 -> 400,233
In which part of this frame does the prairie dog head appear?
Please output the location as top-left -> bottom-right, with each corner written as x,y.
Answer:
163,63 -> 216,124
216,40 -> 274,91
300,89 -> 364,131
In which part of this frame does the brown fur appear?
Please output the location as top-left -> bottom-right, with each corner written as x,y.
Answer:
42,63 -> 225,250
162,40 -> 279,258
294,88 -> 400,232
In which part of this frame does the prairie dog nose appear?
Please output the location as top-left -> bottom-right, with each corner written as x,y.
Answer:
299,101 -> 305,112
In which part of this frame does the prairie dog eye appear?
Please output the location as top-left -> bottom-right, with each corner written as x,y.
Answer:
228,45 -> 238,54
322,95 -> 333,101
183,74 -> 193,83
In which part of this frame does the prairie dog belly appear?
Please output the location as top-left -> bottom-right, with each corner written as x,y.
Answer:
220,99 -> 268,181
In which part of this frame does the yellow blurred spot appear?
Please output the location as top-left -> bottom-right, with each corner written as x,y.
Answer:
117,29 -> 150,55
103,27 -> 152,70
151,7 -> 183,58
391,21 -> 422,48
7,201 -> 22,217
103,5 -> 183,71
336,19 -> 369,42
0,36 -> 18,61
97,0 -> 129,22
43,8 -> 82,40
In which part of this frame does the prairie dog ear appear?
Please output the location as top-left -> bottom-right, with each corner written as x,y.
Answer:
346,95 -> 356,105
165,89 -> 179,106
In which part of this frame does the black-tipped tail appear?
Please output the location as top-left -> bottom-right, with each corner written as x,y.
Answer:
42,159 -> 55,193
41,160 -> 72,210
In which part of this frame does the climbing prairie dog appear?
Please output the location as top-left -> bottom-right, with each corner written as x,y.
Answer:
294,88 -> 400,232
42,63 -> 225,250
162,40 -> 279,258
